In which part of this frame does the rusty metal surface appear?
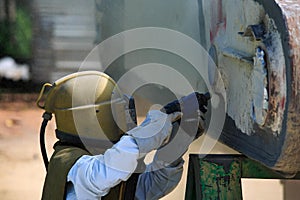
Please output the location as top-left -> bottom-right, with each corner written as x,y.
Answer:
271,0 -> 300,173
276,0 -> 300,105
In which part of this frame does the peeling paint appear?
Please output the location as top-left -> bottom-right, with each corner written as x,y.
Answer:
199,0 -> 300,173
251,47 -> 268,126
214,0 -> 266,135
262,18 -> 286,135
209,0 -> 287,135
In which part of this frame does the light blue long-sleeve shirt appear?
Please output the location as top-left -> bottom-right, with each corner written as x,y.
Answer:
66,135 -> 183,200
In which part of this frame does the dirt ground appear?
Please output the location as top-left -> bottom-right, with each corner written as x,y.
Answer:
0,100 -> 299,200
0,101 -> 56,200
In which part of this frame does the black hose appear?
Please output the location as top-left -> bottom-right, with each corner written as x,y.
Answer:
40,112 -> 52,171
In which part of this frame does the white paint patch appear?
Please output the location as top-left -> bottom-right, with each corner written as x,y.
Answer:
213,1 -> 285,135
216,0 -> 265,135
221,51 -> 254,135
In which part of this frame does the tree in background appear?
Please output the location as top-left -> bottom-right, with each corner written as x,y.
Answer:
0,0 -> 32,60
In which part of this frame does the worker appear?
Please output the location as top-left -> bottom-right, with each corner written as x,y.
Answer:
37,71 -> 209,200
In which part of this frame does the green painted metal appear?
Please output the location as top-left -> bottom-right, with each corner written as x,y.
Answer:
199,160 -> 242,200
185,154 -> 300,200
241,157 -> 284,179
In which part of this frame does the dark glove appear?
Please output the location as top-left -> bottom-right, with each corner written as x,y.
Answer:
154,92 -> 211,167
162,92 -> 210,114
161,92 -> 210,141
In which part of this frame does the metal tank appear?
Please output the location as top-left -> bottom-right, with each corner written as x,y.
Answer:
94,0 -> 300,175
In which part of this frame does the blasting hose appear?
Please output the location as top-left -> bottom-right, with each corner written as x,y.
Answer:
40,112 -> 52,171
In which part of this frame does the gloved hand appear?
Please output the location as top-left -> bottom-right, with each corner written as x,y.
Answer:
153,92 -> 211,167
152,121 -> 188,168
126,110 -> 181,157
161,92 -> 210,140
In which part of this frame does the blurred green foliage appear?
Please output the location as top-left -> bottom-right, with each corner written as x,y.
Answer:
0,6 -> 32,59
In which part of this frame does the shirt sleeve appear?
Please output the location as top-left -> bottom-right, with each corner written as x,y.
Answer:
135,158 -> 184,200
66,135 -> 139,199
